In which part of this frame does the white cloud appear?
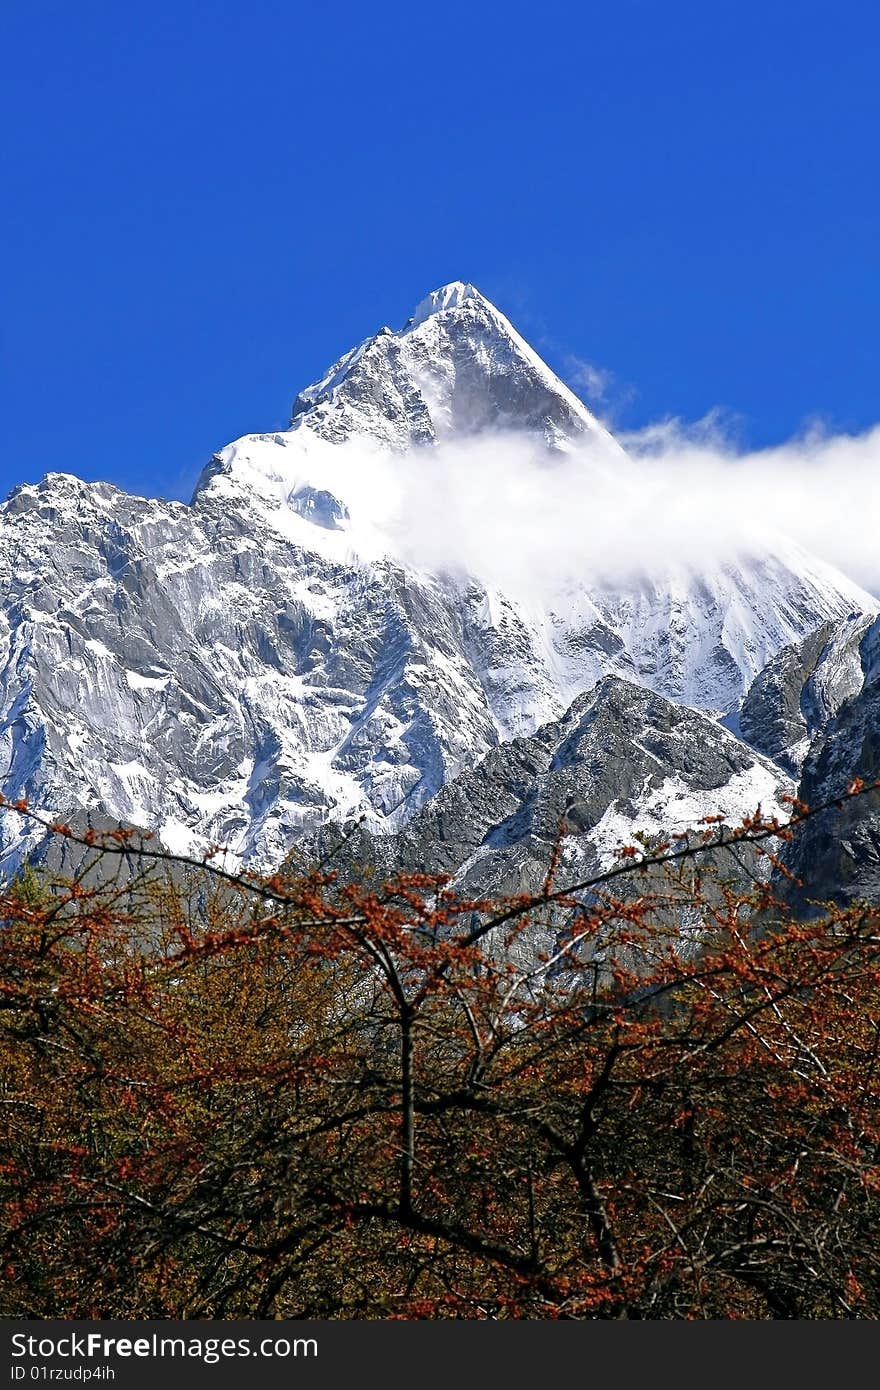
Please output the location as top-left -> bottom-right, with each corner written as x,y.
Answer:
362,419 -> 880,602
617,416 -> 880,595
260,415 -> 880,604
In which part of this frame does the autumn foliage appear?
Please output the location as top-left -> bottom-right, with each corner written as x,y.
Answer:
0,795 -> 878,1319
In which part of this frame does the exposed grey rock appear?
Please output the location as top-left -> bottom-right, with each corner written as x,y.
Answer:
781,615 -> 880,906
0,471 -> 505,873
736,612 -> 874,774
288,486 -> 350,530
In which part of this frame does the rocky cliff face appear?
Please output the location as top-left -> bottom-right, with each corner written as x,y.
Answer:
772,617 -> 880,905
0,472 -> 505,868
0,283 -> 875,879
727,612 -> 880,905
734,612 -> 875,774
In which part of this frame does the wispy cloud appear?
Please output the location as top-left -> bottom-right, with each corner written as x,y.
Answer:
564,356 -> 614,403
617,406 -> 745,454
561,356 -> 638,428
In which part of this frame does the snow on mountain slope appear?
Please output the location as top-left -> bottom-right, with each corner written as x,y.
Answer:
589,543 -> 874,711
0,283 -> 874,873
0,472 -> 503,870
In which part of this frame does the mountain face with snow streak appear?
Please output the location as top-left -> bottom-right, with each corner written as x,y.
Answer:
734,612 -> 877,774
307,676 -> 793,904
0,283 -> 875,875
733,612 -> 880,905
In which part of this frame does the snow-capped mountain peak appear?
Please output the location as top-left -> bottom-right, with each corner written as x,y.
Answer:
408,280 -> 485,326
192,283 -> 875,716
279,279 -> 621,454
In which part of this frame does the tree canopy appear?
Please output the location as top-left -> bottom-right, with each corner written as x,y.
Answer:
0,792 -> 878,1319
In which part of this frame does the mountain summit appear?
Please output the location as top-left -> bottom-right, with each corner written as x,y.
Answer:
281,281 -> 621,453
408,280 -> 483,324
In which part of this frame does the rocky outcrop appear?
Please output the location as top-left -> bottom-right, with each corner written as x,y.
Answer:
736,612 -> 874,774
309,676 -> 792,904
780,617 -> 880,905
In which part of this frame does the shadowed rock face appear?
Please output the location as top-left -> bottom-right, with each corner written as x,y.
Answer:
736,612 -> 874,774
778,617 -> 880,906
731,612 -> 880,907
0,284 -> 874,884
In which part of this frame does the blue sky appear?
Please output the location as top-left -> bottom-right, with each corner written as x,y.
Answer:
3,0 -> 879,502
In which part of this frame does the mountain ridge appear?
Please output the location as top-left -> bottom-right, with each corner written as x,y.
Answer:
1,283 -> 875,876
